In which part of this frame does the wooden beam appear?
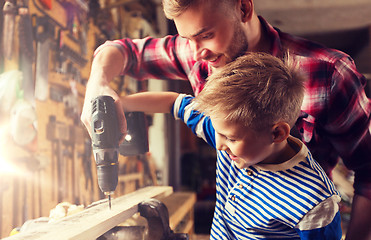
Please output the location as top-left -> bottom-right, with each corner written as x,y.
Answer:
4,186 -> 173,240
158,192 -> 196,231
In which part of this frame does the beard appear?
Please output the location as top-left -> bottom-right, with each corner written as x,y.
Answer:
225,22 -> 249,64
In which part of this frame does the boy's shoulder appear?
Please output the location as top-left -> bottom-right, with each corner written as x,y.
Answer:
256,137 -> 339,196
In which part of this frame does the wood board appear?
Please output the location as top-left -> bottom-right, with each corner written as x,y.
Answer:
158,192 -> 196,232
3,186 -> 173,240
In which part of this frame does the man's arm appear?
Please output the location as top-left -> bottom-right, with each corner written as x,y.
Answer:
81,46 -> 126,138
81,36 -> 193,138
329,60 -> 371,240
121,92 -> 179,114
346,194 -> 371,240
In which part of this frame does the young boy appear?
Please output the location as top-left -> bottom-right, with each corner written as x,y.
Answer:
121,52 -> 342,239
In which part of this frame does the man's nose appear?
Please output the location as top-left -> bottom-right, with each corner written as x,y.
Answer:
191,41 -> 206,61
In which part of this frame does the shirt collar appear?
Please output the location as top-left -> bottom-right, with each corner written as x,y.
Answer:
258,16 -> 283,58
254,136 -> 309,172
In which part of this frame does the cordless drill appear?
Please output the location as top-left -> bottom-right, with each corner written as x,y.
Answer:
91,95 -> 121,209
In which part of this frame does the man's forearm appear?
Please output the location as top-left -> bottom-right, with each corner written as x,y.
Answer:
346,194 -> 371,240
122,92 -> 179,113
88,46 -> 125,88
81,45 -> 127,137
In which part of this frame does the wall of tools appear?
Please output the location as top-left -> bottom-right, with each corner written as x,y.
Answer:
0,0 -> 161,238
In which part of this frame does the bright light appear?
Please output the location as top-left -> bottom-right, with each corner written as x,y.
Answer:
0,123 -> 18,174
0,155 -> 17,174
125,134 -> 132,142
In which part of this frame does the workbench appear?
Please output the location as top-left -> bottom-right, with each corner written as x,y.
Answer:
2,186 -> 197,240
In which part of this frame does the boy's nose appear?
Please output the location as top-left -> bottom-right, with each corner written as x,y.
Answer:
216,139 -> 228,152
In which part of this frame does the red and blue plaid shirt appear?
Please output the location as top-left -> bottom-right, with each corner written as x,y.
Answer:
95,17 -> 371,199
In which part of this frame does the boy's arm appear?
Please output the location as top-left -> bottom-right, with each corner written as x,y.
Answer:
121,92 -> 180,113
295,196 -> 342,239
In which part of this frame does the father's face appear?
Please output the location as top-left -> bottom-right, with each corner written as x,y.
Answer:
174,1 -> 249,68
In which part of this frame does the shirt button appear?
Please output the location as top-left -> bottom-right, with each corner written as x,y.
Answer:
231,196 -> 236,201
247,170 -> 253,176
239,184 -> 243,189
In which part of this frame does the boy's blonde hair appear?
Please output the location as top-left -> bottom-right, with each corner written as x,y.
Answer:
194,52 -> 306,131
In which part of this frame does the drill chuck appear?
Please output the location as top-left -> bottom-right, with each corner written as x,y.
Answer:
91,96 -> 120,195
93,148 -> 118,194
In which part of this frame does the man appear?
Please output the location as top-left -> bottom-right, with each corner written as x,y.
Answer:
81,0 -> 371,239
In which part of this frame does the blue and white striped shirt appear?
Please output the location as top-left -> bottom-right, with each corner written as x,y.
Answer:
172,94 -> 342,240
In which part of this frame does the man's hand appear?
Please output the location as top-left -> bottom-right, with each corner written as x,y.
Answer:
81,85 -> 127,142
80,45 -> 127,141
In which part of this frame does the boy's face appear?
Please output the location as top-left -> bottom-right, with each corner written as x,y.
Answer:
211,115 -> 276,169
173,1 -> 249,68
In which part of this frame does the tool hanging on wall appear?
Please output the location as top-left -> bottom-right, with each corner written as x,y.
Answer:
10,99 -> 37,148
34,15 -> 55,101
2,0 -> 17,60
19,0 -> 35,103
81,138 -> 93,191
38,0 -> 51,10
19,0 -> 34,59
46,116 -> 74,202
0,70 -> 22,117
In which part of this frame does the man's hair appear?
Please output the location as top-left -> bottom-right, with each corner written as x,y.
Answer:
194,52 -> 306,131
162,0 -> 234,19
162,0 -> 192,19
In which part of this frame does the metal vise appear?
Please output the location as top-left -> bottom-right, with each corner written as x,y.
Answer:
98,199 -> 189,240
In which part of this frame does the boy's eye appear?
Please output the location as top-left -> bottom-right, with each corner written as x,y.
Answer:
218,133 -> 236,142
226,137 -> 236,142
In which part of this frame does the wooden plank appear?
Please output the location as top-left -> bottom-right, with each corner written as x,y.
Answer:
118,173 -> 143,183
183,220 -> 194,234
158,192 -> 196,231
3,186 -> 173,240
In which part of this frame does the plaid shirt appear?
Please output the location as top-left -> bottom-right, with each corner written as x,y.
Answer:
95,17 -> 371,199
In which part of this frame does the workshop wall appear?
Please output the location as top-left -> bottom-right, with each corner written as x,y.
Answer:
0,0 -> 161,238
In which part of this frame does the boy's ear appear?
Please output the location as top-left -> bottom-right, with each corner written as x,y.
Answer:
240,0 -> 253,22
271,122 -> 290,143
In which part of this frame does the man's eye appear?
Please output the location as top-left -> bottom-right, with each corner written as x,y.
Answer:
226,137 -> 236,142
201,33 -> 214,40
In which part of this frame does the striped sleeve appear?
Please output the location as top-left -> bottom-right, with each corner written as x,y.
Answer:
172,94 -> 216,148
296,211 -> 342,240
295,195 -> 341,230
